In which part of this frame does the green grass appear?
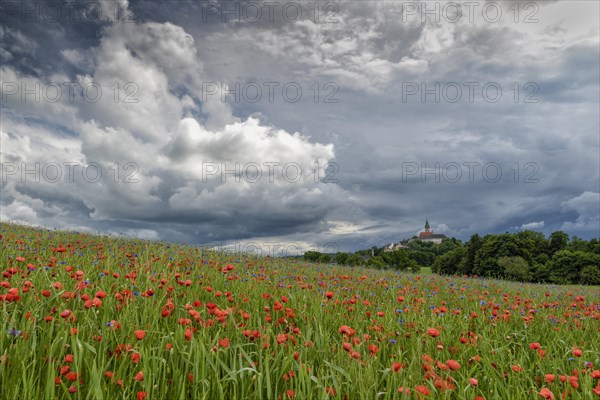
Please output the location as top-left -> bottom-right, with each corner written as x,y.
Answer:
419,267 -> 432,274
0,223 -> 599,399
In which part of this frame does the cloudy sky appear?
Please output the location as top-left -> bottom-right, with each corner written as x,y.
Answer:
1,0 -> 598,255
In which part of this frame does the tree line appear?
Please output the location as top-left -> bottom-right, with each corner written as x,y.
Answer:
303,231 -> 600,285
304,237 -> 464,273
433,231 -> 600,285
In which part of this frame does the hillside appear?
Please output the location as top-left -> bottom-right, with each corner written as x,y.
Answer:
1,223 -> 599,399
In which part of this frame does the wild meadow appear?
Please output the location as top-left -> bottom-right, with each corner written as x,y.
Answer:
1,223 -> 599,399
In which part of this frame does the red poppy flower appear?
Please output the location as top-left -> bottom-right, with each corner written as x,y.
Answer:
447,360 -> 460,371
415,385 -> 430,396
368,344 -> 379,355
65,372 -> 77,381
426,328 -> 440,338
398,387 -> 411,395
338,325 -> 356,336
537,349 -> 546,358
569,376 -> 579,389
134,330 -> 146,340
131,352 -> 141,364
276,334 -> 287,344
539,388 -> 554,399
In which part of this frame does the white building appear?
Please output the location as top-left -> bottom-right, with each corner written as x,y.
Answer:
418,219 -> 447,244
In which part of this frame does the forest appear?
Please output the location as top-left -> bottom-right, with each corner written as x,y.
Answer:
304,231 -> 600,285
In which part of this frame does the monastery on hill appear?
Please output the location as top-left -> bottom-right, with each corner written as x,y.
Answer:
384,220 -> 448,252
418,219 -> 448,244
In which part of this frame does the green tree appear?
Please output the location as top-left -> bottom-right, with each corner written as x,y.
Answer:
346,254 -> 365,266
548,250 -> 600,284
498,256 -> 532,282
567,236 -> 589,252
473,234 -> 519,277
515,230 -> 547,262
381,250 -> 415,271
318,253 -> 332,263
580,264 -> 600,285
303,251 -> 322,262
408,260 -> 421,273
407,240 -> 434,251
548,231 -> 569,255
436,238 -> 463,256
367,256 -> 386,269
531,253 -> 550,282
406,249 -> 435,267
589,238 -> 600,255
462,234 -> 481,275
335,252 -> 349,265
530,261 -> 550,283
432,247 -> 467,275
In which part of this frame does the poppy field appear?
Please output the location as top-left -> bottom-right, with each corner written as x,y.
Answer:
1,223 -> 599,399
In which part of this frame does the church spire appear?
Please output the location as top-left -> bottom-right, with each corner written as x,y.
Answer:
425,219 -> 430,232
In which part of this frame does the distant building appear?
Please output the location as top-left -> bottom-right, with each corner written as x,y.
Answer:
383,240 -> 409,252
418,219 -> 447,244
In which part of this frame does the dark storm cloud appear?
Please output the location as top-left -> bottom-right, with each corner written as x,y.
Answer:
1,0 -> 598,250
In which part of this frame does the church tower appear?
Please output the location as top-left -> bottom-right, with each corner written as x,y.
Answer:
419,219 -> 447,243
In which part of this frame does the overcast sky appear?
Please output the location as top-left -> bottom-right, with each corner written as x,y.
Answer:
1,0 -> 598,255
